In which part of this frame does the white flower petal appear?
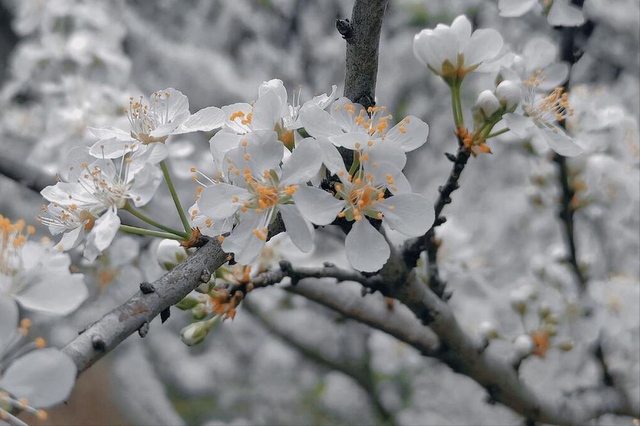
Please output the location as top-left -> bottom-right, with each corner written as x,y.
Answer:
222,211 -> 266,265
328,132 -> 370,150
174,106 -> 225,134
293,186 -> 345,225
498,0 -> 538,17
432,26 -> 459,67
128,164 -> 163,207
148,88 -> 191,138
89,138 -> 138,159
380,193 -> 433,237
464,29 -> 503,67
56,224 -> 86,252
540,127 -> 584,157
209,130 -> 243,163
523,37 -> 558,73
279,204 -> 314,253
280,138 -> 323,185
0,297 -> 18,350
221,103 -> 253,133
89,126 -> 134,142
548,0 -> 585,27
345,220 -> 390,272
413,29 -> 441,71
317,138 -> 348,176
66,147 -> 94,181
331,98 -> 366,132
199,184 -> 249,220
258,79 -> 288,109
385,116 -> 429,152
503,113 -> 535,138
451,15 -> 472,50
84,208 -> 121,262
14,271 -> 87,316
252,90 -> 284,131
539,62 -> 570,90
244,130 -> 284,174
300,104 -> 343,138
0,348 -> 77,407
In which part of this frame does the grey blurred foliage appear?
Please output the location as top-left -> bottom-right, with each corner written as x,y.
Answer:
0,0 -> 638,425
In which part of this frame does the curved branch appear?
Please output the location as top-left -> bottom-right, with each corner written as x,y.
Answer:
62,221 -> 284,374
252,263 -> 639,425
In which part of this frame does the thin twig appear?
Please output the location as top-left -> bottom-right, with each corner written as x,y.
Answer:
402,143 -> 471,297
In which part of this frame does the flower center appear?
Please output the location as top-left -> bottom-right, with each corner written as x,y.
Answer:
0,216 -> 34,276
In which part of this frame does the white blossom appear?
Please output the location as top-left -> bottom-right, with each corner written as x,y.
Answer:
40,144 -> 167,260
413,15 -> 504,81
499,0 -> 586,27
0,297 -> 77,421
293,140 -> 433,272
197,131 -> 322,265
0,216 -> 87,316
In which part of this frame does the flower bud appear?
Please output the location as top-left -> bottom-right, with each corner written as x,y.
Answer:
511,55 -> 526,76
180,315 -> 221,346
157,239 -> 188,271
192,303 -> 209,320
558,339 -> 574,352
496,80 -> 521,109
514,334 -> 534,357
176,294 -> 201,311
476,90 -> 501,117
538,302 -> 551,319
478,321 -> 500,340
180,321 -> 210,346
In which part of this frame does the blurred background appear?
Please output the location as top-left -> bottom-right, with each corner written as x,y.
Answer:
0,0 -> 638,425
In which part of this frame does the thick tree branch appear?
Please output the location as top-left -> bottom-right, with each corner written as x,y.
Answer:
252,273 -> 440,357
250,263 -> 639,425
61,220 -> 284,374
340,0 -> 389,110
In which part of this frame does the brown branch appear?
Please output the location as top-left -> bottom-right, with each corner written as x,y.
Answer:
551,0 -> 595,292
249,263 -> 639,425
340,0 -> 389,110
402,143 -> 471,297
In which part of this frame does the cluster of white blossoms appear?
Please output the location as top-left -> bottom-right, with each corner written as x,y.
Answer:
0,216 -> 87,424
38,16 -> 591,272
188,79 -> 433,271
413,15 -> 584,157
499,0 -> 586,27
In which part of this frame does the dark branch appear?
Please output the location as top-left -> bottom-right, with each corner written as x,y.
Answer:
552,0 -> 595,292
342,0 -> 389,109
402,143 -> 471,297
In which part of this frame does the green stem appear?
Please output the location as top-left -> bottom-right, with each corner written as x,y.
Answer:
160,160 -> 192,235
124,203 -> 189,238
450,81 -> 464,128
486,128 -> 510,139
120,225 -> 184,241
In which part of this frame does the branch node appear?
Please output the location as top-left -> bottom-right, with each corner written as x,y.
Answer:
140,281 -> 156,294
336,18 -> 354,42
138,321 -> 150,338
445,152 -> 457,162
91,336 -> 106,351
200,267 -> 212,284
